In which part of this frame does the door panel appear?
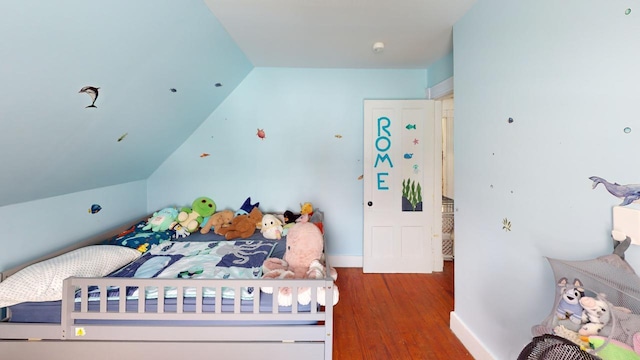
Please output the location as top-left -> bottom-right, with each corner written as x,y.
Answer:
363,100 -> 442,273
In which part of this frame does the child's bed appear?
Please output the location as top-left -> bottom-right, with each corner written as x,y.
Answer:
0,213 -> 336,360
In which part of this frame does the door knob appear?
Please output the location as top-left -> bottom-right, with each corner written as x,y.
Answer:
367,201 -> 373,206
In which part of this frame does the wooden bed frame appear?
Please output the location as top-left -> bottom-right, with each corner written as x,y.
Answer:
0,218 -> 335,360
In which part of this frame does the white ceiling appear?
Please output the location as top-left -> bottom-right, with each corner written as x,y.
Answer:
204,0 -> 476,69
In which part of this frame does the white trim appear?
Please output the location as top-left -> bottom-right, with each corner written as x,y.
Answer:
426,76 -> 454,100
327,255 -> 362,268
450,311 -> 496,360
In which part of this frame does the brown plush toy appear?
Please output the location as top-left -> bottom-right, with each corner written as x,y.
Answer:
217,207 -> 263,240
200,210 -> 234,235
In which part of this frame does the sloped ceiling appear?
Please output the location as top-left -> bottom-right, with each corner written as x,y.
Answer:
0,0 -> 253,207
1,0 -> 474,207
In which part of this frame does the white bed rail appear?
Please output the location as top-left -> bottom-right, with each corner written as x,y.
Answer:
0,276 -> 335,360
62,277 -> 334,324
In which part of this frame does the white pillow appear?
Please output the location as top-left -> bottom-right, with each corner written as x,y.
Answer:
0,245 -> 141,308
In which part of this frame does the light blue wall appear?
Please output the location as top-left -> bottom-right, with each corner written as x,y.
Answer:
454,0 -> 640,358
0,181 -> 147,271
147,67 -> 428,257
0,0 -> 252,207
427,52 -> 453,88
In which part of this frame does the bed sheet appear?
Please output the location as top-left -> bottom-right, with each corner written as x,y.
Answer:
87,239 -> 276,301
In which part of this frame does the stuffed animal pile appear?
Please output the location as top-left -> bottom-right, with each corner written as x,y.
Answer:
143,198 -> 324,243
137,199 -> 340,307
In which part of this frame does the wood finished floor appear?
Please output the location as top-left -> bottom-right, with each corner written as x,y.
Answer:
332,261 -> 473,360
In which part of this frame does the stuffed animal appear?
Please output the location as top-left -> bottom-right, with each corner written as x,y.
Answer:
217,207 -> 263,240
554,278 -> 585,332
579,295 -> 611,336
283,210 -> 300,224
172,197 -> 217,233
260,214 -> 284,240
235,197 -> 259,217
143,207 -> 179,232
588,336 -> 640,359
173,224 -> 190,239
552,325 -> 589,349
261,221 -> 339,306
200,210 -> 234,235
581,294 -> 640,349
300,202 -> 314,218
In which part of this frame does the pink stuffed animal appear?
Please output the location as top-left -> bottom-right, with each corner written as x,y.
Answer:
261,222 -> 338,306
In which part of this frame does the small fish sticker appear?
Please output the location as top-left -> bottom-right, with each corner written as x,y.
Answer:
137,243 -> 149,253
502,218 -> 511,232
406,124 -> 416,130
335,134 -> 343,138
89,204 -> 102,214
257,128 -> 266,140
117,133 -> 128,142
413,164 -> 419,174
200,153 -> 210,158
403,153 -> 414,159
79,86 -> 100,108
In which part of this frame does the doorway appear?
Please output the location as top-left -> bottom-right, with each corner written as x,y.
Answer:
440,96 -> 455,260
363,99 -> 443,273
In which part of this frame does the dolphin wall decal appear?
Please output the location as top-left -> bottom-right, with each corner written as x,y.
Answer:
589,176 -> 640,206
79,86 -> 100,108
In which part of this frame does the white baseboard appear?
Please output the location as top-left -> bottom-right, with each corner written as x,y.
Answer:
327,255 -> 362,268
450,311 -> 495,360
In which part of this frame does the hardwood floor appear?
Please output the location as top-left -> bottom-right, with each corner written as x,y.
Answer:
332,261 -> 473,359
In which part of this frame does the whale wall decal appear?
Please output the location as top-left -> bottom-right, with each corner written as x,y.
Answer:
590,176 -> 640,206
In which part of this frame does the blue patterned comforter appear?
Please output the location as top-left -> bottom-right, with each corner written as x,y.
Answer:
79,240 -> 277,301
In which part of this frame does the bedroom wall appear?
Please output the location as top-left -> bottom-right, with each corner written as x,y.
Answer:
426,51 -> 453,88
453,0 -> 640,358
147,67 -> 428,263
0,181 -> 147,272
0,0 -> 252,208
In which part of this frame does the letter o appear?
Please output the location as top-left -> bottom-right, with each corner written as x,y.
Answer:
375,136 -> 391,152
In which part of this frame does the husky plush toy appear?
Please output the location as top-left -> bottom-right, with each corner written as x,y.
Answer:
554,277 -> 585,332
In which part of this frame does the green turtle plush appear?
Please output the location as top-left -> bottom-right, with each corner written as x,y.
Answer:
172,197 -> 216,233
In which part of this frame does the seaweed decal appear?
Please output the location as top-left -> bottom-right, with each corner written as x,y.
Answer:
401,178 -> 422,211
502,218 -> 512,232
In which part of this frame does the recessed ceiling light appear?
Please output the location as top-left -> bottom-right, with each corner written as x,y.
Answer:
170,88 -> 177,93
215,83 -> 223,87
372,42 -> 385,53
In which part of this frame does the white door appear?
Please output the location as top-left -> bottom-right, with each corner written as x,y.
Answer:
363,100 -> 443,273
